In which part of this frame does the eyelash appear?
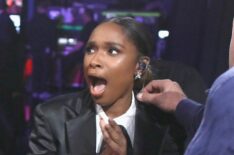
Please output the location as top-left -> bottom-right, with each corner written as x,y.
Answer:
84,46 -> 120,55
84,46 -> 95,54
108,47 -> 119,55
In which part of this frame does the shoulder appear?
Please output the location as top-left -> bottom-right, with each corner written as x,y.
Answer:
34,89 -> 92,119
209,67 -> 234,94
207,68 -> 234,107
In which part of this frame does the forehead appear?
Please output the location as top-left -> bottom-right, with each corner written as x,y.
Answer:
89,22 -> 131,43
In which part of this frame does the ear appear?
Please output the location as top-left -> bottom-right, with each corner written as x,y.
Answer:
135,56 -> 150,73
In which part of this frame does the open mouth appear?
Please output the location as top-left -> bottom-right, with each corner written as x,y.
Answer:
88,76 -> 107,97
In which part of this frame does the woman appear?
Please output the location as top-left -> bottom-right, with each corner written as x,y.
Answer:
28,17 -> 181,155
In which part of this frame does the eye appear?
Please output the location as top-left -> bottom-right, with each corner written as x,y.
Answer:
85,46 -> 95,54
108,47 -> 119,55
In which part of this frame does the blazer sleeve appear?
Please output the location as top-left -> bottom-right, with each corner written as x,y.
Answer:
28,104 -> 57,155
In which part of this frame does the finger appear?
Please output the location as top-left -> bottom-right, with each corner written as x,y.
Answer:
108,119 -> 119,131
137,90 -> 161,103
137,80 -> 161,102
142,79 -> 173,93
137,79 -> 181,102
100,117 -> 110,140
100,118 -> 119,144
103,125 -> 124,154
106,119 -> 123,144
100,119 -> 116,154
165,81 -> 185,96
105,120 -> 127,153
141,80 -> 161,93
100,146 -> 112,155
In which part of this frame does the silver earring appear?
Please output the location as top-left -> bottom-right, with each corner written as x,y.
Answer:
135,71 -> 142,80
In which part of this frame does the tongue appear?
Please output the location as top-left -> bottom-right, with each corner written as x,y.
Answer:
92,80 -> 106,96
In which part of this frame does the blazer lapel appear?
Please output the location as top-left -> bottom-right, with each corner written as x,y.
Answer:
133,103 -> 168,155
66,104 -> 96,155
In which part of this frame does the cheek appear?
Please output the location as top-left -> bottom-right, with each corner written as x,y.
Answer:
83,56 -> 89,78
110,58 -> 137,82
83,54 -> 90,65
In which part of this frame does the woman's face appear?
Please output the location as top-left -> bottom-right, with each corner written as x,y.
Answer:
83,22 -> 139,111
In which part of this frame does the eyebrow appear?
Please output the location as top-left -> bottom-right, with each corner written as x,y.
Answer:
86,41 -> 125,48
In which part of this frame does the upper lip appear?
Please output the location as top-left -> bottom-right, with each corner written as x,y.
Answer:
87,72 -> 107,86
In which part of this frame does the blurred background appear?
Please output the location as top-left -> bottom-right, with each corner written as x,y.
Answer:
0,0 -> 233,154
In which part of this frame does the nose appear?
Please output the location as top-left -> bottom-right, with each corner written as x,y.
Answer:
89,51 -> 102,68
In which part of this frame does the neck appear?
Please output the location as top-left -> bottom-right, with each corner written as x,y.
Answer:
103,92 -> 132,118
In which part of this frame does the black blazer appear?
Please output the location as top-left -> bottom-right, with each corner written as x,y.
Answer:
28,89 -> 180,155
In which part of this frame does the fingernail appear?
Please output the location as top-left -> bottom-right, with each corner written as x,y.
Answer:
137,93 -> 142,100
99,115 -> 103,120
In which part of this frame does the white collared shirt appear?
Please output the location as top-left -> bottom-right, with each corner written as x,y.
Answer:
95,92 -> 136,153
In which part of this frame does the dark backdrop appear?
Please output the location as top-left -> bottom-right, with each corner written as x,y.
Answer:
163,0 -> 234,88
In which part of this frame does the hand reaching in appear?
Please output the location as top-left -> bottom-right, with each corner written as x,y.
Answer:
137,79 -> 187,113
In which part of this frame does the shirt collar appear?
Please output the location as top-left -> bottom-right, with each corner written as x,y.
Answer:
95,91 -> 136,121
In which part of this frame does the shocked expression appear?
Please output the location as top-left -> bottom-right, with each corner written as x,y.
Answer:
83,22 -> 139,107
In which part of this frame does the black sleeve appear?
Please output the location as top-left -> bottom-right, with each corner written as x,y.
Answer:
28,104 -> 57,155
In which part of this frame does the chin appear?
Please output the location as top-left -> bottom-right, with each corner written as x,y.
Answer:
91,96 -> 105,105
92,96 -> 113,107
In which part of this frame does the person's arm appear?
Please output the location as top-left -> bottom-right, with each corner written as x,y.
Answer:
175,99 -> 204,144
28,104 -> 56,155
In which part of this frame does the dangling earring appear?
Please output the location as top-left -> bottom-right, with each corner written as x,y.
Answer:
135,71 -> 142,80
135,56 -> 150,80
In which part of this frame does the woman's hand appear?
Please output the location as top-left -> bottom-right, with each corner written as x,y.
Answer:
99,117 -> 127,155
